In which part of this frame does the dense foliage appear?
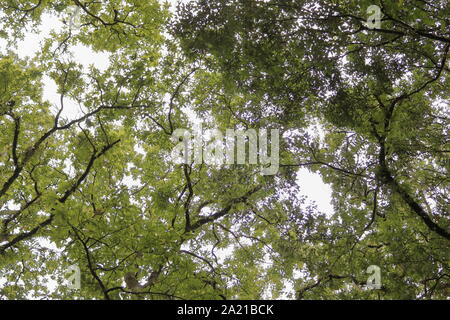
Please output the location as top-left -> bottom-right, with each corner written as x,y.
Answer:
0,0 -> 448,299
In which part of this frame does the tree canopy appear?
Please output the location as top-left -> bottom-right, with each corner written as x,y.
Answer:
0,0 -> 448,299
